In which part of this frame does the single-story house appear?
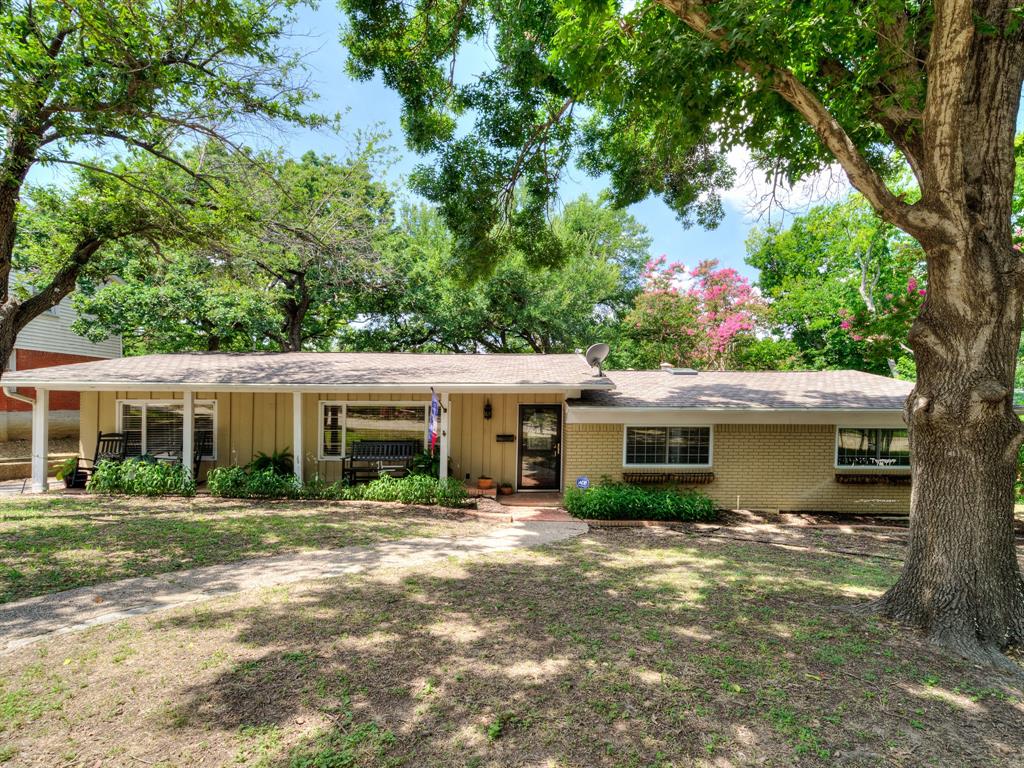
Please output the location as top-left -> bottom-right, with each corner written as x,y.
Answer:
0,352 -> 914,513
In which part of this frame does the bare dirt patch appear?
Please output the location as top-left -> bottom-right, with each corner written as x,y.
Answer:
1,518 -> 1022,767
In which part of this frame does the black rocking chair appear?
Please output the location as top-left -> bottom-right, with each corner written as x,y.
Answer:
68,431 -> 127,488
193,430 -> 214,481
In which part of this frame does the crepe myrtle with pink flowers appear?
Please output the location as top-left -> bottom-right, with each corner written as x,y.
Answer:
838,275 -> 926,378
621,256 -> 762,371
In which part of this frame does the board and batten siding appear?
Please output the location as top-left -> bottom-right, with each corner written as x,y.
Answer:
449,392 -> 564,487
80,390 -> 564,485
16,296 -> 121,359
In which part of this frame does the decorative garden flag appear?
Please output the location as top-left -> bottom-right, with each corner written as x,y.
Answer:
428,392 -> 440,452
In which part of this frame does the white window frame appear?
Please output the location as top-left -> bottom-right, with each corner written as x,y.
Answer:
116,399 -> 218,459
318,400 -> 430,461
834,426 -> 910,470
622,424 -> 713,469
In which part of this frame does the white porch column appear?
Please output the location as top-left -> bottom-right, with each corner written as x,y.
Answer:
182,390 -> 194,478
438,392 -> 450,480
31,388 -> 49,493
292,391 -> 304,482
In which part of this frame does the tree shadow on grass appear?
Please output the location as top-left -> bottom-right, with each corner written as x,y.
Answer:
0,499 -> 478,603
162,529 -> 1024,767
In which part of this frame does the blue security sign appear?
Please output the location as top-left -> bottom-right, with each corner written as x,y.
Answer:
575,476 -> 590,490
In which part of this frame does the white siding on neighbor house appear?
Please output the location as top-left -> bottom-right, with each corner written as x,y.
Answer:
16,296 -> 121,358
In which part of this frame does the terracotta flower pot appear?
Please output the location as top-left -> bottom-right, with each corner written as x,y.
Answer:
477,477 -> 494,490
498,485 -> 514,495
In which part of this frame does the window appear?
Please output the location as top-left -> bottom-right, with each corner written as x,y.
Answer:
320,403 -> 428,459
624,426 -> 711,467
836,428 -> 910,468
118,401 -> 216,459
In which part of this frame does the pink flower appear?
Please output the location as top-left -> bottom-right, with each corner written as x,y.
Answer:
907,277 -> 918,294
839,320 -> 852,330
918,289 -> 927,296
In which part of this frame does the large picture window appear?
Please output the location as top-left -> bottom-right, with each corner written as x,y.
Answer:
836,428 -> 910,468
118,401 -> 216,459
320,403 -> 428,458
624,426 -> 711,467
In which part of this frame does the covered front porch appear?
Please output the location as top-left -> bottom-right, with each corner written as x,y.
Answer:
20,387 -> 572,495
1,351 -> 610,495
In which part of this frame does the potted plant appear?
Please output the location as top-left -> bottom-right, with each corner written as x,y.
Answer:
477,475 -> 494,490
498,482 -> 514,495
55,457 -> 80,489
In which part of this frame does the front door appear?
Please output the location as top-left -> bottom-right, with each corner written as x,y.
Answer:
518,404 -> 562,490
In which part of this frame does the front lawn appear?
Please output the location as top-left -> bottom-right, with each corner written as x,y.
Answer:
1,522 -> 1022,766
0,496 -> 491,603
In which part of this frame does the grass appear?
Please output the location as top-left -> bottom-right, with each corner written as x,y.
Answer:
0,496 -> 491,603
0,519 -> 1022,766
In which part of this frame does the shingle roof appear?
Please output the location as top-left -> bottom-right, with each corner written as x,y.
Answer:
1,352 -> 609,391
1,352 -> 913,410
572,370 -> 912,411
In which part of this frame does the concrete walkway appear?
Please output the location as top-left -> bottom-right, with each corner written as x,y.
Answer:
0,520 -> 587,653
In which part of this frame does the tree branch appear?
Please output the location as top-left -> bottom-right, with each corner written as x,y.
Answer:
918,0 -> 973,213
655,0 -> 949,242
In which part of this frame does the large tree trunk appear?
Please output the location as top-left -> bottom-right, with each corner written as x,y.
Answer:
868,2 -> 1024,669
875,12 -> 1024,662
878,235 -> 1024,668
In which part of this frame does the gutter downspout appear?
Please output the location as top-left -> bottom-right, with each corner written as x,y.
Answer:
3,385 -> 35,406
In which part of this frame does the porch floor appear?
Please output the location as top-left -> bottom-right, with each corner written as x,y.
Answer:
0,476 -> 58,495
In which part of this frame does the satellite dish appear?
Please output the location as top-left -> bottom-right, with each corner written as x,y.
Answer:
585,343 -> 610,375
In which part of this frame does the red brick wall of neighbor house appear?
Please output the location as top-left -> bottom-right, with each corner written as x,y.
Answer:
0,349 -> 102,412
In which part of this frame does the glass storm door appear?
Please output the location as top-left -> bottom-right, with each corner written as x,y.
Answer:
518,405 -> 562,490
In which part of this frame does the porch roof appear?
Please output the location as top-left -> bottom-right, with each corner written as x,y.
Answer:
0,351 -> 611,393
568,369 -> 913,412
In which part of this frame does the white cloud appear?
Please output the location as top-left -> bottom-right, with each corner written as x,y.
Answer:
721,145 -> 851,224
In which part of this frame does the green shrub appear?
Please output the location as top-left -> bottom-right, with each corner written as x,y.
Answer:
87,458 -> 196,497
246,448 -> 294,477
206,466 -> 467,507
207,466 -> 301,499
564,483 -> 715,522
407,450 -> 454,479
300,475 -> 350,500
205,466 -> 248,497
355,474 -> 468,506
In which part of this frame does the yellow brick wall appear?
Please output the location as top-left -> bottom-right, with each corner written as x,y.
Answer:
562,422 -> 912,514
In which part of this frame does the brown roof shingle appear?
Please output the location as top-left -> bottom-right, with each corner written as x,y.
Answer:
2,352 -> 913,411
571,370 -> 912,411
1,352 -> 608,391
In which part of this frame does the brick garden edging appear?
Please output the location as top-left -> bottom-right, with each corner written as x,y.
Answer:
581,519 -> 689,529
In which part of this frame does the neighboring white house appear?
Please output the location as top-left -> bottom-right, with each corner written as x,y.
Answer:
1,295 -> 122,440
